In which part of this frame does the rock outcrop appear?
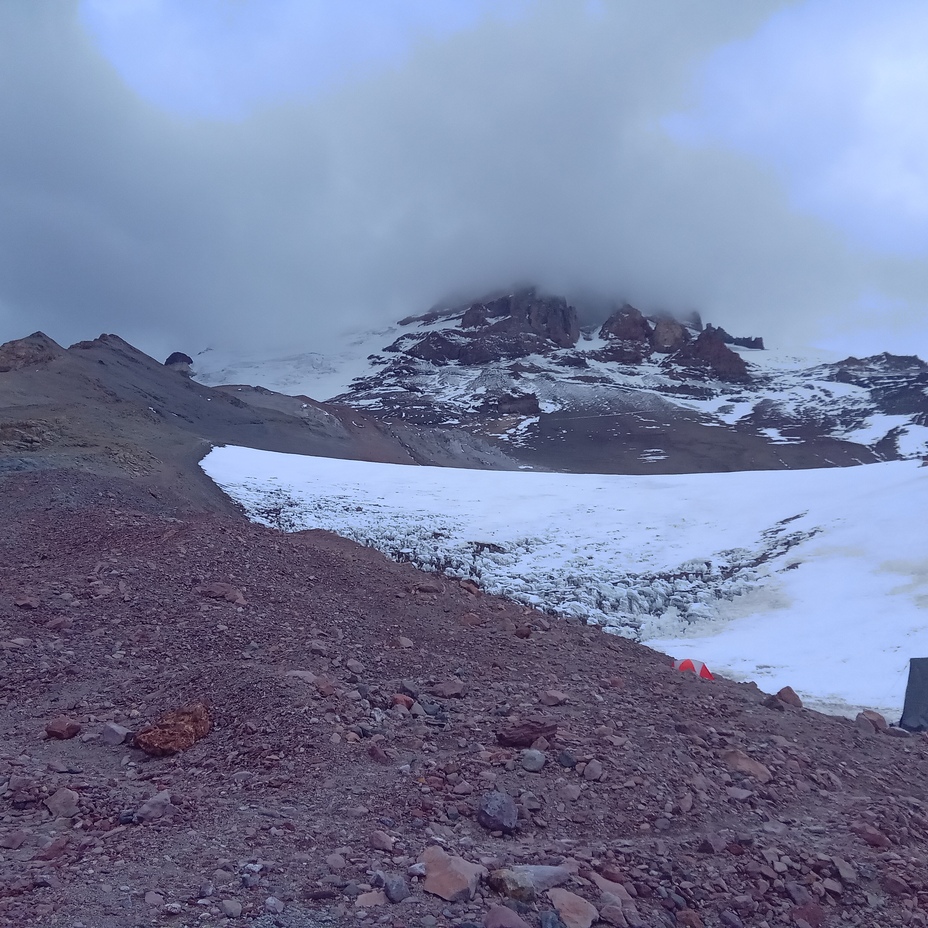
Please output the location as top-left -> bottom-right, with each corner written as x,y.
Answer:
164,351 -> 193,375
598,304 -> 652,342
650,317 -> 691,353
671,325 -> 750,382
391,290 -> 581,367
0,332 -> 65,372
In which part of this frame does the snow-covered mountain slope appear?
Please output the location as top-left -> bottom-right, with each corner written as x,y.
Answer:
193,290 -> 928,475
202,446 -> 928,721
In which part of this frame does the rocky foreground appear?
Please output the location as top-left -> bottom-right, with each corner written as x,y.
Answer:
2,469 -> 928,928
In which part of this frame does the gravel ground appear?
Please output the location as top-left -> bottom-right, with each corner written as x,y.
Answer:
2,468 -> 928,928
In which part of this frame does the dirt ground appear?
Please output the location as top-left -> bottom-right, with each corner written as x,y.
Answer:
2,467 -> 928,928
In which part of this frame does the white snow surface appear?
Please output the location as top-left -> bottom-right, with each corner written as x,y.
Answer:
192,324 -> 404,401
202,446 -> 928,721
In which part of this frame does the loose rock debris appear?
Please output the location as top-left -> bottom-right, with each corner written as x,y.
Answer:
1,469 -> 928,928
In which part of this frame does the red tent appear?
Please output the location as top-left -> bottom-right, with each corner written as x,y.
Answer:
674,658 -> 714,680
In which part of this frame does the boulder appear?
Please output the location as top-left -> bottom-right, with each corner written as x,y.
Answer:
421,845 -> 486,902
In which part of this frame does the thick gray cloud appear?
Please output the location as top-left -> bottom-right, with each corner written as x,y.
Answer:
0,1 -> 924,359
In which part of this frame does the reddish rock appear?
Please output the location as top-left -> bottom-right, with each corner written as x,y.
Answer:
775,686 -> 803,708
671,326 -> 750,381
858,709 -> 888,732
421,845 -> 486,902
497,716 -> 558,747
722,749 -> 772,784
14,592 -> 41,609
45,716 -> 81,740
484,905 -> 533,928
547,888 -> 598,928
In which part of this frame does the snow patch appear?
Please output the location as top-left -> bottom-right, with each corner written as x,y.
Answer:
202,448 -> 928,720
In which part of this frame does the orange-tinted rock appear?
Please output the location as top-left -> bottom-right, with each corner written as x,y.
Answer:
134,703 -> 211,756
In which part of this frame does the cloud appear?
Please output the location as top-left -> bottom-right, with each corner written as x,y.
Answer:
668,0 -> 928,257
0,0 -> 926,361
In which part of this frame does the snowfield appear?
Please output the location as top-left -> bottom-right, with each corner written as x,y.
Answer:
202,447 -> 928,721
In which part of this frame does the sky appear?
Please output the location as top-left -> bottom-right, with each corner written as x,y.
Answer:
1,0 -> 928,360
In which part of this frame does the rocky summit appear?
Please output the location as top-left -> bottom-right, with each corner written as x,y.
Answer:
317,288 -> 928,475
